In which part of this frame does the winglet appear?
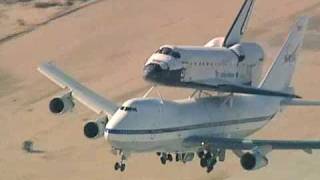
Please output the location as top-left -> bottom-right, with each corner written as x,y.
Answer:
223,0 -> 255,47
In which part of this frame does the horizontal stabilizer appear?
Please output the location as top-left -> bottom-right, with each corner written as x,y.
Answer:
281,99 -> 320,106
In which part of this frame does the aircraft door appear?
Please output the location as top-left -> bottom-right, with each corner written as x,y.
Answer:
150,102 -> 163,141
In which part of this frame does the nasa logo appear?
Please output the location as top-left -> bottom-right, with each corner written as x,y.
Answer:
284,45 -> 299,64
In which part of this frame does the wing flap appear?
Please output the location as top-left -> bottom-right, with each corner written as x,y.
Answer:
281,99 -> 320,106
184,137 -> 320,150
38,62 -> 118,116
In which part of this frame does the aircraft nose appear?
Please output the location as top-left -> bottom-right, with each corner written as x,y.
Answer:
104,119 -> 116,142
143,63 -> 162,81
104,127 -> 110,141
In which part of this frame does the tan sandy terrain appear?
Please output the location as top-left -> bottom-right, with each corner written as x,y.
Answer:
0,0 -> 320,179
0,0 -> 96,41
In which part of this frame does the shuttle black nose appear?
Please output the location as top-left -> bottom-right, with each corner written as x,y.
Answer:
143,63 -> 162,81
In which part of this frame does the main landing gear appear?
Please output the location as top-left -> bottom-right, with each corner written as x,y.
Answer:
198,151 -> 217,173
157,152 -> 195,165
197,149 -> 225,173
157,152 -> 173,165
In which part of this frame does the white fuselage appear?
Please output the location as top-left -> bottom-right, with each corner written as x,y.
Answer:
105,95 -> 280,153
144,43 -> 264,87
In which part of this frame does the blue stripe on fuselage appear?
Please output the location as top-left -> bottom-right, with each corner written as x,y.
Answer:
106,114 -> 275,135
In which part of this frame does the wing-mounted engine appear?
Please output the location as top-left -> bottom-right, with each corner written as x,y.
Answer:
83,116 -> 108,139
49,91 -> 74,114
204,37 -> 225,47
229,42 -> 264,86
238,145 -> 271,171
240,151 -> 268,170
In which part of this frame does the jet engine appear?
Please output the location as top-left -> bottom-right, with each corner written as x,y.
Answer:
240,152 -> 268,170
49,91 -> 74,114
83,116 -> 108,139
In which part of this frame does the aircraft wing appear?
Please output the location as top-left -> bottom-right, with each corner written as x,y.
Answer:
281,99 -> 320,106
187,81 -> 301,98
183,136 -> 320,150
38,62 -> 118,116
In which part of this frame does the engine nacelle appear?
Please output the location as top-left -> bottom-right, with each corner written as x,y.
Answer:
83,116 -> 108,139
240,152 -> 268,171
49,91 -> 74,114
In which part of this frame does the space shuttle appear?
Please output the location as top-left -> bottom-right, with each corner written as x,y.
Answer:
143,0 -> 286,97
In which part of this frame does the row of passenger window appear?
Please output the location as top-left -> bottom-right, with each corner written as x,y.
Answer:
188,61 -> 230,67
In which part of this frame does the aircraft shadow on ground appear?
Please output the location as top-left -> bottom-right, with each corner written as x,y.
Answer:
22,140 -> 46,154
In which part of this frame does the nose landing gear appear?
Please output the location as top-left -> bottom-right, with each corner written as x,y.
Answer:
113,150 -> 128,172
114,162 -> 126,172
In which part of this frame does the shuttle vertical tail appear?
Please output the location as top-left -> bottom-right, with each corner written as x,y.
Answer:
259,16 -> 309,91
223,0 -> 255,47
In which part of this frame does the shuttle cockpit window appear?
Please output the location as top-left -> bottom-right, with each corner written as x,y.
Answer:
155,47 -> 181,59
120,106 -> 137,112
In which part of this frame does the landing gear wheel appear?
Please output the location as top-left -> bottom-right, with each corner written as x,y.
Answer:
114,162 -> 120,171
200,158 -> 207,168
120,163 -> 126,172
205,152 -> 212,160
206,157 -> 217,173
176,154 -> 180,162
197,151 -> 205,159
167,154 -> 173,162
160,156 -> 167,165
212,158 -> 217,166
206,165 -> 214,173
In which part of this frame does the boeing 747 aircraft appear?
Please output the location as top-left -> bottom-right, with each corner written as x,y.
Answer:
143,0 -> 295,98
38,17 -> 320,173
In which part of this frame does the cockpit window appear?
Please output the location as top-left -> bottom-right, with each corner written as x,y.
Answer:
171,51 -> 181,58
120,106 -> 137,112
159,47 -> 172,55
155,47 -> 181,59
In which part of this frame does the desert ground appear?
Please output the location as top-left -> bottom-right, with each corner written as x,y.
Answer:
0,0 -> 320,179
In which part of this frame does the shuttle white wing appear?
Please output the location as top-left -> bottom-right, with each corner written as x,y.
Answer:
187,81 -> 300,98
38,63 -> 118,116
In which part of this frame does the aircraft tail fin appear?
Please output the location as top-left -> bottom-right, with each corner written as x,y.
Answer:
259,16 -> 309,91
223,0 -> 255,47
